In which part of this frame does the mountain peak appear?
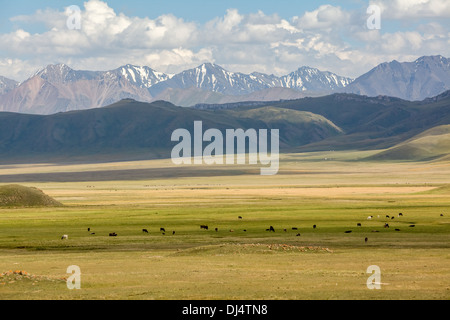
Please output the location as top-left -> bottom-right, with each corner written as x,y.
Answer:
0,75 -> 19,95
344,55 -> 450,100
114,64 -> 172,88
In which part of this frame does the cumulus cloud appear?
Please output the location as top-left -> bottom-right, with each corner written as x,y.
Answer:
0,0 -> 449,81
371,0 -> 450,19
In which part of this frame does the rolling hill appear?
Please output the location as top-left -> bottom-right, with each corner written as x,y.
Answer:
368,125 -> 450,161
0,184 -> 62,207
0,89 -> 449,163
0,99 -> 344,162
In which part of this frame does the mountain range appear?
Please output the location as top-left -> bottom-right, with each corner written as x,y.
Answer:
1,89 -> 449,164
0,63 -> 353,114
0,55 -> 449,115
344,55 -> 450,101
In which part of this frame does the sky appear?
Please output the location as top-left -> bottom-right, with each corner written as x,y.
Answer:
0,0 -> 449,81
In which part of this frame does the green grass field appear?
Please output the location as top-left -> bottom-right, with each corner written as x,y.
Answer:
0,152 -> 449,300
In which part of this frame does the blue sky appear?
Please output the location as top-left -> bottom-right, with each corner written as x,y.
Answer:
0,0 -> 449,81
1,0 -> 360,30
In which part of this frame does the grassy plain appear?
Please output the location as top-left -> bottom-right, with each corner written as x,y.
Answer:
0,151 -> 449,300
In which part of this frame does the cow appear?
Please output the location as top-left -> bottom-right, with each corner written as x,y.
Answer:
142,229 -> 149,233
384,223 -> 390,228
313,225 -> 317,229
109,233 -> 117,237
296,233 -> 301,237
87,228 -> 90,232
357,223 -> 362,227
345,231 -> 352,234
172,231 -> 176,235
160,228 -> 166,232
61,235 -> 68,240
365,237 -> 368,243
200,225 -> 209,230
269,226 -> 275,232
215,228 -> 218,232
398,213 -> 403,217
292,227 -> 298,231
238,216 -> 243,220
395,229 -> 401,232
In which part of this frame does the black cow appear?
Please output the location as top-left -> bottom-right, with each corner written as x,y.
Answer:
160,228 -> 166,232
200,225 -> 209,230
357,223 -> 362,227
142,229 -> 149,233
109,233 -> 118,237
269,226 -> 275,232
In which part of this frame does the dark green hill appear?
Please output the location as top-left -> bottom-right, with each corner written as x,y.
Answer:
0,91 -> 449,163
0,99 -> 342,162
269,92 -> 450,151
0,185 -> 62,207
224,106 -> 343,147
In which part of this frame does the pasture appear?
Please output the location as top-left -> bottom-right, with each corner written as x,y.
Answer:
0,151 -> 449,300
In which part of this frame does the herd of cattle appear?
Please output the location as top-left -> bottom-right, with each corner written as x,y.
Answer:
61,212 -> 445,241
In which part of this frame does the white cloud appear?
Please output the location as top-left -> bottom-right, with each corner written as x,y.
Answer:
371,0 -> 450,19
0,0 -> 449,82
295,5 -> 351,30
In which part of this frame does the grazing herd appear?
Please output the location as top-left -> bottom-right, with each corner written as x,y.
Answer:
59,213 -> 446,243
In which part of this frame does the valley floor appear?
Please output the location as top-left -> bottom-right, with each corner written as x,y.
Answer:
0,151 -> 449,300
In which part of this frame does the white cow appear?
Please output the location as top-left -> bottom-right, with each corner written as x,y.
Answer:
61,235 -> 68,240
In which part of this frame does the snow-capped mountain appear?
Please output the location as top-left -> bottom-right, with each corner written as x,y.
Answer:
149,63 -> 351,97
343,55 -> 450,100
0,76 -> 19,95
149,63 -> 282,96
113,64 -> 173,88
281,66 -> 353,92
6,56 -> 450,114
0,64 -> 163,114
